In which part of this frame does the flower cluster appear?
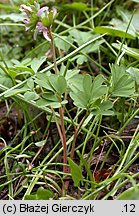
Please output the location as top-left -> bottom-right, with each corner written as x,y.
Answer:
20,3 -> 57,41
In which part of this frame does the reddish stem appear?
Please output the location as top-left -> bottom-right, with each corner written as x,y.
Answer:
49,28 -> 69,194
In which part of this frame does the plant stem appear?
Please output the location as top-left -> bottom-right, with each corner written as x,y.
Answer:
59,106 -> 68,173
70,115 -> 86,160
49,27 -> 58,74
49,27 -> 68,192
51,106 -> 68,174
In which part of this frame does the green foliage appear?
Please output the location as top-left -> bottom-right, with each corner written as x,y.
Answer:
127,67 -> 139,85
55,35 -> 73,52
24,91 -> 39,101
35,73 -> 67,95
95,6 -> 139,39
70,74 -> 108,111
4,86 -> 29,97
34,74 -> 54,91
0,69 -> 13,87
112,42 -> 139,60
24,187 -> 54,200
33,74 -> 68,108
0,13 -> 25,22
61,2 -> 90,12
69,29 -> 104,54
47,75 -> 67,95
72,54 -> 88,65
95,26 -> 135,39
30,56 -> 47,73
35,140 -> 46,147
68,157 -> 83,187
91,100 -> 114,115
117,187 -> 139,200
110,64 -> 135,97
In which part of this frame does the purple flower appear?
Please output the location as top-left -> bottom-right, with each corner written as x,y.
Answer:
20,4 -> 57,41
36,6 -> 57,19
34,22 -> 51,41
20,4 -> 34,32
36,6 -> 49,17
20,4 -> 32,18
23,19 -> 30,31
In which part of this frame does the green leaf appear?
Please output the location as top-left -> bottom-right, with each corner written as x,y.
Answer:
71,54 -> 88,65
48,11 -> 54,25
94,26 -> 135,39
0,13 -> 26,22
24,187 -> 53,200
99,101 -> 113,110
36,98 -> 61,108
68,157 -> 83,187
4,87 -> 29,98
69,29 -> 104,53
76,55 -> 88,65
70,90 -> 89,109
117,187 -> 139,200
8,69 -> 17,79
61,100 -> 68,105
37,187 -> 53,200
132,0 -> 139,2
91,100 -> 114,115
35,77 -> 53,90
83,74 -> 92,99
0,73 -> 13,88
70,74 -> 107,110
61,2 -> 89,12
59,65 -> 80,80
24,195 -> 37,200
41,17 -> 50,27
34,74 -> 54,91
112,42 -> 139,60
68,74 -> 84,92
127,67 -> 139,85
55,35 -> 73,52
57,75 -> 67,95
77,151 -> 94,182
27,78 -> 34,90
115,6 -> 139,33
14,65 -> 34,74
94,6 -> 139,40
42,92 -> 58,102
48,75 -> 67,95
35,140 -> 46,147
31,56 -> 47,73
24,91 -> 39,101
15,154 -> 31,159
52,100 -> 66,108
91,74 -> 107,99
110,64 -> 135,97
21,58 -> 32,66
36,98 -> 49,107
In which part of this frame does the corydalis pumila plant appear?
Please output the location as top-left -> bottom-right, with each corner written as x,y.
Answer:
20,3 -> 68,194
20,3 -> 57,41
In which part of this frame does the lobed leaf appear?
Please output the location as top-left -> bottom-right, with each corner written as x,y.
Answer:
110,64 -> 135,97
